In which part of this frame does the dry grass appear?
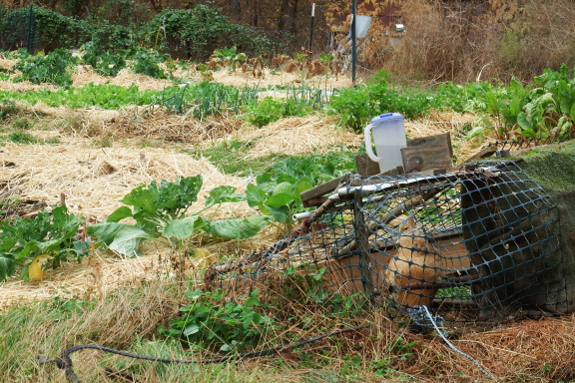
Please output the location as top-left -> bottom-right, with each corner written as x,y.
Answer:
5,274 -> 574,383
229,115 -> 362,157
0,141 -> 252,219
106,109 -> 244,144
211,68 -> 354,89
408,316 -> 575,382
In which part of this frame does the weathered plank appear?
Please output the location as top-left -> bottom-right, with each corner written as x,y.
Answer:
401,133 -> 453,173
301,174 -> 349,207
355,154 -> 381,176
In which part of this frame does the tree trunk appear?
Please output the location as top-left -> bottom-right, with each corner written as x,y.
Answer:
286,0 -> 299,35
230,0 -> 241,22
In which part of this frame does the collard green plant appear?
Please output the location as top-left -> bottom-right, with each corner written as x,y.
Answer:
243,150 -> 356,230
83,42 -> 127,77
131,48 -> 168,79
88,175 -> 269,257
13,49 -> 77,86
270,150 -> 356,186
246,174 -> 311,228
467,64 -> 575,142
0,205 -> 88,281
241,96 -> 314,128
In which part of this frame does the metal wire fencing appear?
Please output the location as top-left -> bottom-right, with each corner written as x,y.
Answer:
212,160 -> 567,323
0,6 -> 38,53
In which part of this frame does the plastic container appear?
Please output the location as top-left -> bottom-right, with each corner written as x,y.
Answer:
354,15 -> 373,39
364,113 -> 407,173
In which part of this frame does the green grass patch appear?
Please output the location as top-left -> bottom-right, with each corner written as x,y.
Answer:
0,132 -> 60,145
0,83 -> 158,110
186,139 -> 290,178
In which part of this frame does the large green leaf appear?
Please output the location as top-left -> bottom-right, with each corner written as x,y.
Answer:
121,184 -> 161,214
106,206 -> 133,223
108,226 -> 153,257
164,216 -> 210,240
208,216 -> 269,239
517,111 -> 533,132
88,222 -> 127,245
88,222 -> 153,257
204,185 -> 245,208
0,254 -> 15,281
266,206 -> 289,223
245,184 -> 266,208
265,193 -> 294,208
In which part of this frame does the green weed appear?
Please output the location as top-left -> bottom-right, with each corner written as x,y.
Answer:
159,289 -> 275,352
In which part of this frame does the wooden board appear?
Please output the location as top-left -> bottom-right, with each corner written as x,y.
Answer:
355,154 -> 381,176
300,174 -> 349,207
401,133 -> 453,173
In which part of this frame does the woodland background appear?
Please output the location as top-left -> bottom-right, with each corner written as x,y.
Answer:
1,0 -> 575,83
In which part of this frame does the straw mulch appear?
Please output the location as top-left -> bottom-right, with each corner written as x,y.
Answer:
226,111 -> 482,163
0,245 -> 162,310
71,65 -> 174,91
212,68 -> 354,89
0,141 -> 252,220
406,110 -> 484,163
0,58 -> 18,70
229,115 -> 362,157
0,79 -> 58,92
408,316 -> 575,381
104,109 -> 244,144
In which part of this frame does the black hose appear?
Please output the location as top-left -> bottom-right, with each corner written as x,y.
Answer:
39,324 -> 368,383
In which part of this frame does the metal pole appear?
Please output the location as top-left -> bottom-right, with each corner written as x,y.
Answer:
27,5 -> 34,53
351,0 -> 357,84
309,3 -> 316,51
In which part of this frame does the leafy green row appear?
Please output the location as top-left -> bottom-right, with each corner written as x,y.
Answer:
0,83 -> 157,109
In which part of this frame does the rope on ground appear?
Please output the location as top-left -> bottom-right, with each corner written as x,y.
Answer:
38,324 -> 368,383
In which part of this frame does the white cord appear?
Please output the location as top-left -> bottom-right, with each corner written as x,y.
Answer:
421,305 -> 497,382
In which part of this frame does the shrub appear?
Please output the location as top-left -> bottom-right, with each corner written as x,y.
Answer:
143,5 -> 277,60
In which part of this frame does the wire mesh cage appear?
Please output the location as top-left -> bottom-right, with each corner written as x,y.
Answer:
212,159 -> 568,323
